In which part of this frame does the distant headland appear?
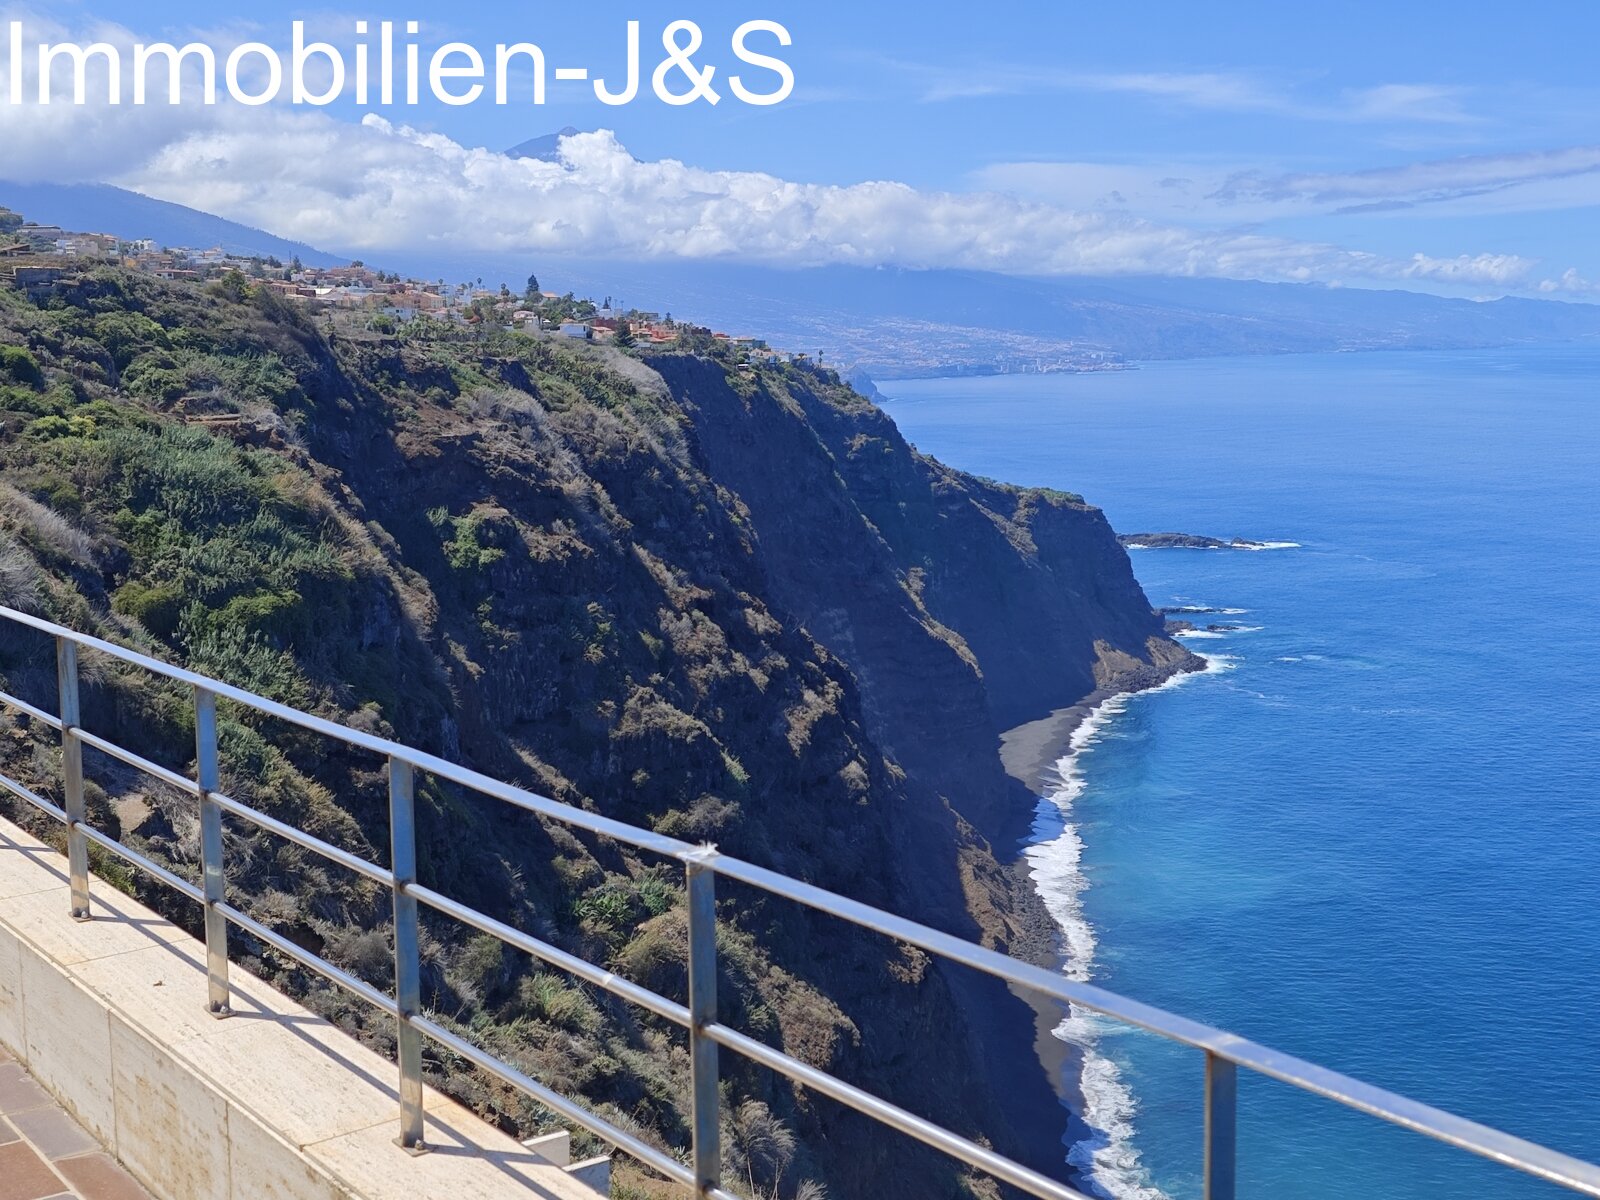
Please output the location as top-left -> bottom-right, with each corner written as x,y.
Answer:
1118,532 -> 1300,550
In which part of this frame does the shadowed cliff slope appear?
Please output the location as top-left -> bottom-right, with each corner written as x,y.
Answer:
0,267 -> 1195,1198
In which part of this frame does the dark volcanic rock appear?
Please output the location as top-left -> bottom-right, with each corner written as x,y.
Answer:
1120,531 -> 1273,549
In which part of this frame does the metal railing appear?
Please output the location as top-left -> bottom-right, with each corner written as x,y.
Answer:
0,603 -> 1597,1200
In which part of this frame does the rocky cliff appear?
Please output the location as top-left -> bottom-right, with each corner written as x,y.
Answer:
0,267 -> 1197,1199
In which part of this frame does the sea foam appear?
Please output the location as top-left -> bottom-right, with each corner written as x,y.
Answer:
1027,654 -> 1229,1200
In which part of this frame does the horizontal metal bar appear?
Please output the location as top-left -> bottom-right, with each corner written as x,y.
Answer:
215,900 -> 400,1018
1209,1036 -> 1600,1198
410,1013 -> 695,1189
6,607 -> 1600,1199
76,823 -> 204,905
209,791 -> 396,888
408,883 -> 691,1027
706,1022 -> 1091,1200
0,770 -> 68,823
0,688 -> 62,730
0,606 -> 692,858
73,726 -> 199,797
709,853 -> 1203,1035
704,855 -> 1600,1197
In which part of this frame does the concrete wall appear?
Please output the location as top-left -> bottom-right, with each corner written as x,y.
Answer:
0,816 -> 597,1200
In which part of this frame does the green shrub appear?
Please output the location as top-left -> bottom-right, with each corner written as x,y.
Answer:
438,510 -> 507,571
26,414 -> 91,440
451,932 -> 507,1003
634,871 -> 677,917
573,885 -> 633,931
213,588 -> 307,643
39,476 -> 83,517
517,973 -> 601,1033
100,425 -> 278,526
112,580 -> 186,640
0,385 -> 61,417
91,311 -> 168,370
123,364 -> 188,406
612,915 -> 687,997
178,615 -> 308,703
0,345 -> 43,388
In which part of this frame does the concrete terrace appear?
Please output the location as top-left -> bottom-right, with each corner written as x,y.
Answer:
0,1047 -> 153,1200
0,816 -> 597,1200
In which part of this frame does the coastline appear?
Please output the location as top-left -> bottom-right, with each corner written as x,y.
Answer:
999,691 -> 1124,796
996,656 -> 1213,1200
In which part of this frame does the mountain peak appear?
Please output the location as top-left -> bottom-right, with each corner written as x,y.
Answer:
505,127 -> 584,162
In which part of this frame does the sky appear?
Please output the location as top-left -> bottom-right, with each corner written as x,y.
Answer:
3,0 -> 1600,297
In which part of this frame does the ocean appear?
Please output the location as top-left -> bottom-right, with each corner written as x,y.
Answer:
882,347 -> 1600,1200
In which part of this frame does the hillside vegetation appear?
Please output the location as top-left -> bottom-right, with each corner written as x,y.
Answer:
0,266 -> 1193,1199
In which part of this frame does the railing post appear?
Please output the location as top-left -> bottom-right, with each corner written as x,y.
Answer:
55,639 -> 89,921
389,757 -> 426,1153
1204,1051 -> 1238,1200
686,847 -> 722,1195
194,688 -> 230,1016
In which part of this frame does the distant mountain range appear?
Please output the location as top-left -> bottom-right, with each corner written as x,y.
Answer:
0,181 -> 343,267
6,178 -> 1599,377
529,260 -> 1600,376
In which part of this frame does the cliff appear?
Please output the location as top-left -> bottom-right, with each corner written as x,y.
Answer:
0,267 -> 1197,1198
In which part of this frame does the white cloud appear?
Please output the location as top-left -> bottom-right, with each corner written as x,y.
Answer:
92,116 -> 1544,291
922,68 -> 1281,110
1210,144 -> 1600,211
1537,267 -> 1599,294
903,60 -> 1477,125
1339,84 -> 1474,125
976,143 -> 1600,231
0,8 -> 1576,296
0,9 -> 234,182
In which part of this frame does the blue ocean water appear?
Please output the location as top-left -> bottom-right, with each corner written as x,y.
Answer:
883,347 -> 1600,1200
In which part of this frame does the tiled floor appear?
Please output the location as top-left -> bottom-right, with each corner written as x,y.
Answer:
0,1046 -> 152,1200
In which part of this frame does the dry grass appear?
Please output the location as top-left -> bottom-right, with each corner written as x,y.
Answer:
0,483 -> 96,566
0,532 -> 41,610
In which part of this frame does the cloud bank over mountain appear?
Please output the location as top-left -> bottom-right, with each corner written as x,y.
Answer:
0,9 -> 1590,295
60,116 -> 1551,291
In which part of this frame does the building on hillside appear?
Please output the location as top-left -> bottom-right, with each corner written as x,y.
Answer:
9,266 -> 66,298
55,234 -> 119,257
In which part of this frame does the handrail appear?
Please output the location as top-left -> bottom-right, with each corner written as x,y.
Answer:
0,604 -> 1596,1199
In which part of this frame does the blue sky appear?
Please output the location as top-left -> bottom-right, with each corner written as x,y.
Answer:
6,0 -> 1600,295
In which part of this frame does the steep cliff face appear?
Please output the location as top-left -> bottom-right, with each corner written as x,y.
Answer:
654,356 -> 1202,1191
0,269 -> 1196,1199
657,357 -> 1195,849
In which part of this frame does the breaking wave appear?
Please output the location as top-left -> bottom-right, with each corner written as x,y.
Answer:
1027,655 -> 1231,1200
